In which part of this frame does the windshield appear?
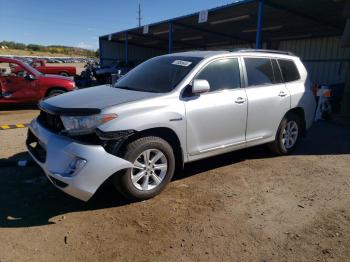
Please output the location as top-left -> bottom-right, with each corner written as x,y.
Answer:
115,56 -> 202,93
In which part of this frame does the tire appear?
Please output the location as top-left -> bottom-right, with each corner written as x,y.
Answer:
46,89 -> 65,98
59,72 -> 69,77
268,112 -> 301,155
113,136 -> 176,201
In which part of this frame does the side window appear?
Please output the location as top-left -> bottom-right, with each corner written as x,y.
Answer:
0,63 -> 23,77
9,63 -> 28,78
195,58 -> 240,92
0,63 -> 11,77
278,59 -> 300,82
244,57 -> 275,87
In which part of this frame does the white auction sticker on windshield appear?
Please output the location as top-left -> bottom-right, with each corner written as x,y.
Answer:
172,60 -> 192,67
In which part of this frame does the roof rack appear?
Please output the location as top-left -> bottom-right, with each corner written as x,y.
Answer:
230,49 -> 295,56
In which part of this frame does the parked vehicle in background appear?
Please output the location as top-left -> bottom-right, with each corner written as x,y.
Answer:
74,61 -> 131,87
74,61 -> 97,88
2,55 -> 98,65
93,61 -> 122,84
0,57 -> 76,105
30,59 -> 76,76
94,61 -> 136,84
27,50 -> 315,202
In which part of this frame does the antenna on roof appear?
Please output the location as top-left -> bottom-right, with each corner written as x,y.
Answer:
137,3 -> 142,27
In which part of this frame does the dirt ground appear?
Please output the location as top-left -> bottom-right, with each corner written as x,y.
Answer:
0,109 -> 350,262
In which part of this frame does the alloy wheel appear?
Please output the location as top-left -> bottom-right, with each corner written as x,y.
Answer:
130,149 -> 168,191
282,120 -> 298,149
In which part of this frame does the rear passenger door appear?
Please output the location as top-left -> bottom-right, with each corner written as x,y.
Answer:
243,57 -> 291,142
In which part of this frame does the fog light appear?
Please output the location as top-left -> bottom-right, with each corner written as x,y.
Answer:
69,158 -> 87,175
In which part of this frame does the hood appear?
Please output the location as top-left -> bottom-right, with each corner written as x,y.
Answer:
42,74 -> 73,81
42,85 -> 162,114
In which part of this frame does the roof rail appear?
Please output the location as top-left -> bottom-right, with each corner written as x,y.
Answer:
230,49 -> 295,56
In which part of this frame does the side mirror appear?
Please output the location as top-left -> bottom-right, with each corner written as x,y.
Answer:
25,74 -> 36,81
192,79 -> 210,94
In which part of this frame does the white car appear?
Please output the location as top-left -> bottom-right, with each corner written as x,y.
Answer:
27,50 -> 316,201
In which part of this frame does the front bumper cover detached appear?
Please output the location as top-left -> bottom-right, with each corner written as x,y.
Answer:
26,119 -> 133,201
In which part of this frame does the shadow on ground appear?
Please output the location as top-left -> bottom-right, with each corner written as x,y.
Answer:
0,121 -> 349,228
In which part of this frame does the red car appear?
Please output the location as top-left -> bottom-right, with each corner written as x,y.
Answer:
0,57 -> 76,105
31,59 -> 77,76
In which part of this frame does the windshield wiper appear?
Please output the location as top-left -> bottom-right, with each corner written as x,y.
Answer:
115,86 -> 136,91
115,86 -> 155,92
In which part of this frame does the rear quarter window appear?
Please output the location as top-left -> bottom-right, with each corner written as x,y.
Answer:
278,59 -> 300,82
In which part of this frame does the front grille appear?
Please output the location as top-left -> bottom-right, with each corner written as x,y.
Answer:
37,110 -> 64,134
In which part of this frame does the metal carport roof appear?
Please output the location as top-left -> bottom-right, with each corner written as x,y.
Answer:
99,0 -> 347,52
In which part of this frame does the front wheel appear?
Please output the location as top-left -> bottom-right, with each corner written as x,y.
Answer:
113,136 -> 175,201
268,113 -> 301,155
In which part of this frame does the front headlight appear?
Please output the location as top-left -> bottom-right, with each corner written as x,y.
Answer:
61,114 -> 117,135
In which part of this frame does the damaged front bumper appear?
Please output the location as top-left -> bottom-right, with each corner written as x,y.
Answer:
26,119 -> 133,201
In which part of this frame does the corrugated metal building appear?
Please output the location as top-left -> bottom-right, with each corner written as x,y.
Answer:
99,40 -> 164,66
280,36 -> 350,92
99,0 -> 350,115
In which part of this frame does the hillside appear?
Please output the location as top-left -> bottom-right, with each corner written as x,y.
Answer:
0,48 -> 93,57
0,41 -> 97,57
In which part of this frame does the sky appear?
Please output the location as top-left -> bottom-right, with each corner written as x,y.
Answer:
0,0 -> 236,50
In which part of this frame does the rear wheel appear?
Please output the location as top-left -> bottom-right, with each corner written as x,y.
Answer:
113,136 -> 175,201
46,89 -> 65,98
268,113 -> 301,155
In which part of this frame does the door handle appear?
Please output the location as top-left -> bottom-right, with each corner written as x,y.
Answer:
278,91 -> 287,97
235,97 -> 246,104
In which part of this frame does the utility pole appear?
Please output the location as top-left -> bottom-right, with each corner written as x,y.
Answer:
138,3 -> 142,27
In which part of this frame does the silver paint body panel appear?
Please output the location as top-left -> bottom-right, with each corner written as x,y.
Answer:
28,119 -> 133,201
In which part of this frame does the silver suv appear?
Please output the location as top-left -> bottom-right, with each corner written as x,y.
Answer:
27,50 -> 316,201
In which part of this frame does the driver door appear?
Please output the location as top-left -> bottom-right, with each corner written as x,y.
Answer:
0,62 -> 39,102
184,57 -> 247,159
